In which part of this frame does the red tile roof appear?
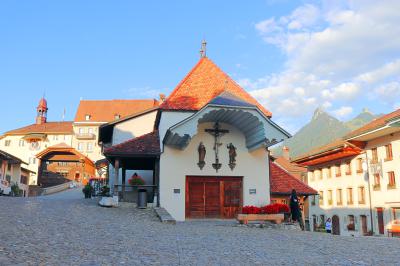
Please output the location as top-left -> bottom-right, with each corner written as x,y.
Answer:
274,156 -> 306,180
104,131 -> 160,156
160,57 -> 272,117
269,161 -> 317,196
345,108 -> 400,139
4,121 -> 73,135
74,99 -> 159,123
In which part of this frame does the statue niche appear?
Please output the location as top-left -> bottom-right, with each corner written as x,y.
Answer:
227,143 -> 237,170
197,142 -> 206,170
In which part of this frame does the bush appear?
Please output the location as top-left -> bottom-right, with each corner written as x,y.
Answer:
100,185 -> 110,196
242,203 -> 290,215
128,176 -> 145,186
11,183 -> 22,197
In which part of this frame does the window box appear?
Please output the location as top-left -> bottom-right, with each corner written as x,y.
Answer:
387,184 -> 396,190
345,171 -> 351,175
358,200 -> 365,204
337,201 -> 342,206
328,200 -> 333,205
356,169 -> 363,174
384,157 -> 393,162
373,184 -> 381,191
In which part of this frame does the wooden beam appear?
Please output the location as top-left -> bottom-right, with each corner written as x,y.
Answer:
113,158 -> 120,197
121,167 -> 126,201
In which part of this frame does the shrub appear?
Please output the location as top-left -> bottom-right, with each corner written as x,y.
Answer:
242,203 -> 290,214
128,176 -> 145,186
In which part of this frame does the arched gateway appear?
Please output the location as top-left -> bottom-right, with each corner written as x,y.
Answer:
36,143 -> 95,187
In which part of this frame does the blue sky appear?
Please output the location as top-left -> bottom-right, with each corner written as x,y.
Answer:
1,0 -> 400,134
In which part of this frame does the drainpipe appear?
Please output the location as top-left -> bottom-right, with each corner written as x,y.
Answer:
364,151 -> 374,234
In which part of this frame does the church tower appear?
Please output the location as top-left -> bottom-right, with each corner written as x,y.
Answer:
36,97 -> 48,124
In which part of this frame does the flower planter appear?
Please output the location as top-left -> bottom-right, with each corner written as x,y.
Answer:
237,213 -> 284,225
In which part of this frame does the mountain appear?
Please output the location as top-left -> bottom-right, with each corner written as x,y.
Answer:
273,108 -> 379,159
345,108 -> 376,130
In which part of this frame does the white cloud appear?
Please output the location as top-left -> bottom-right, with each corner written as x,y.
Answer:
332,106 -> 353,118
246,0 -> 400,131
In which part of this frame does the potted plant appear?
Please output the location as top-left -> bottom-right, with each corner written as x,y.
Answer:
82,184 -> 93,198
128,174 -> 145,186
11,183 -> 22,197
100,185 -> 110,197
237,203 -> 288,224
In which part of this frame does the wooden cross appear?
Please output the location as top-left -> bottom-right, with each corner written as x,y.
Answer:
205,122 -> 229,172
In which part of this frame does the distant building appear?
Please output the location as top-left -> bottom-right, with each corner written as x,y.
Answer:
0,97 -> 159,189
293,108 -> 400,236
0,150 -> 34,197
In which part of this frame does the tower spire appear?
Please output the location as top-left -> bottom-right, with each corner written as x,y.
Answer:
36,96 -> 48,124
199,39 -> 207,58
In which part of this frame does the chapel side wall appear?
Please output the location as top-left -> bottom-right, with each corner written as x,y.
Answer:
112,111 -> 158,145
307,154 -> 371,236
159,122 -> 270,221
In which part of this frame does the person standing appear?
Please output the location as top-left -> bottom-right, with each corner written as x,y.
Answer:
290,189 -> 304,230
325,218 -> 332,234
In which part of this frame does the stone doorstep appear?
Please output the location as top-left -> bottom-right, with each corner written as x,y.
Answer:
236,221 -> 302,230
154,207 -> 176,224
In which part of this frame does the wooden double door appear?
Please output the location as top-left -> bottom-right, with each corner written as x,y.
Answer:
186,176 -> 242,219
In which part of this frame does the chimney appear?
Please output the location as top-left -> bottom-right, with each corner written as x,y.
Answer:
159,93 -> 166,103
282,146 -> 290,160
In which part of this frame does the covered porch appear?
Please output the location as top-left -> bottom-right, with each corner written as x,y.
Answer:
103,131 -> 160,206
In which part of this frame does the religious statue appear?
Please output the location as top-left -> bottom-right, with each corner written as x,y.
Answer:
227,143 -> 237,170
205,122 -> 229,172
197,142 -> 206,170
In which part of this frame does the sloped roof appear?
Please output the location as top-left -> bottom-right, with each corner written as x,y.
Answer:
274,156 -> 306,180
160,57 -> 272,117
104,131 -> 160,156
269,161 -> 317,196
345,108 -> 400,139
36,143 -> 94,167
4,121 -> 73,136
74,99 -> 159,123
0,149 -> 25,164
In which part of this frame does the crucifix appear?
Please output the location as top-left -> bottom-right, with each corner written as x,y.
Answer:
205,122 -> 229,172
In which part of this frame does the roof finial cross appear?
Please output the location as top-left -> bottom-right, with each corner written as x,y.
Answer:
200,39 -> 207,58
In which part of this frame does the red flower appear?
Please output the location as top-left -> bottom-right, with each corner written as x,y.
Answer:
241,203 -> 289,214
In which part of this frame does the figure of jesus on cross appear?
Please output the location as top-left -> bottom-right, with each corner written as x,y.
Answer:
205,122 -> 229,172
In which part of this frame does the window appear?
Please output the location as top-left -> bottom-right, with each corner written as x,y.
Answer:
326,167 -> 331,179
309,171 -> 315,182
357,158 -> 363,173
358,187 -> 365,204
374,173 -> 381,190
7,164 -> 11,171
88,128 -> 93,134
79,128 -> 85,134
311,195 -> 316,206
29,157 -> 36,165
53,135 -> 58,141
78,142 -> 84,151
85,114 -> 91,121
327,190 -> 333,205
319,191 -> 324,206
329,167 -> 333,179
114,114 -> 121,120
392,208 -> 400,220
319,169 -> 323,179
4,140 -> 11,147
319,215 -> 326,229
345,161 -> 352,175
347,215 -> 355,231
20,175 -> 28,185
371,147 -> 378,163
347,188 -> 353,205
336,164 -> 341,177
388,171 -> 396,189
87,142 -> 93,152
18,139 -> 25,147
385,144 -> 393,161
337,189 -> 343,205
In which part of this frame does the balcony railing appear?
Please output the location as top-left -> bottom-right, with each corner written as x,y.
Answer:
75,133 -> 96,140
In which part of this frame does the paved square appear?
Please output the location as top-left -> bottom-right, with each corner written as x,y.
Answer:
0,189 -> 399,265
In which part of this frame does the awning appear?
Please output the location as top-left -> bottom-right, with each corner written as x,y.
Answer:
163,93 -> 291,151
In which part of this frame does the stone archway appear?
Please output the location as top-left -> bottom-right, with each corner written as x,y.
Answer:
332,215 -> 340,235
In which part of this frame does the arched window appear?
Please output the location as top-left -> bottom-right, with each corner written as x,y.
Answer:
347,215 -> 355,231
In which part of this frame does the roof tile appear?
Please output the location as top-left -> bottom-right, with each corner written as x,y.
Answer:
270,161 -> 317,195
4,121 -> 73,135
160,57 -> 272,117
104,131 -> 160,156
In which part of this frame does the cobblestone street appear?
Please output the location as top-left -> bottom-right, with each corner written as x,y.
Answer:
0,189 -> 399,266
